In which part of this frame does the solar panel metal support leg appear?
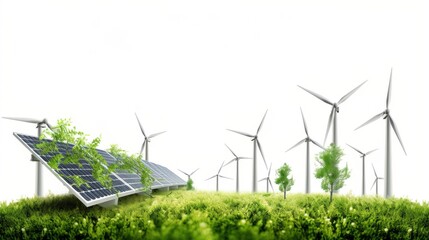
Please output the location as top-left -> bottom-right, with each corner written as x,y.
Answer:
98,198 -> 118,208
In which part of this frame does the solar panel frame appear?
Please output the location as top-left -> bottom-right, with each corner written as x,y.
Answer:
14,133 -> 137,207
14,133 -> 187,206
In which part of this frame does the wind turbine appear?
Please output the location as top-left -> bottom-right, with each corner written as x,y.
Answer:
227,109 -> 268,193
371,164 -> 384,196
347,144 -> 378,196
258,163 -> 274,193
298,80 -> 367,146
2,116 -> 53,197
135,113 -> 166,161
355,69 -> 406,198
205,161 -> 231,192
224,144 -> 251,193
178,168 -> 199,181
285,108 -> 324,194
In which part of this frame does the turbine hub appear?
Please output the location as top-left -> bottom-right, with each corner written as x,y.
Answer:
334,103 -> 339,113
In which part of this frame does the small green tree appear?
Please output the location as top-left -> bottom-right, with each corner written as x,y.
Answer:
315,143 -> 350,203
186,178 -> 194,190
275,163 -> 294,199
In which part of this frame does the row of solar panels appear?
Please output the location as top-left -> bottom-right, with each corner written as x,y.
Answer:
14,133 -> 186,207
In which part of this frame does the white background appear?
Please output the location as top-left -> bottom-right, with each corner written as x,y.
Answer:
1,0 -> 428,203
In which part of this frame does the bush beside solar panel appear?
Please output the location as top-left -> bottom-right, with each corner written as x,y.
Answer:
14,133 -> 186,206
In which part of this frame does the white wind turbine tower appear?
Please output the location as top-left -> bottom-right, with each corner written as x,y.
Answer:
347,144 -> 378,196
2,116 -> 53,197
205,161 -> 231,192
355,69 -> 406,198
135,113 -> 166,161
227,110 -> 268,193
224,144 -> 251,193
371,164 -> 384,197
258,163 -> 274,193
178,168 -> 199,181
285,108 -> 324,194
298,80 -> 367,146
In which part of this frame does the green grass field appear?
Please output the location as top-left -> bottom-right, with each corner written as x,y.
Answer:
1,190 -> 428,239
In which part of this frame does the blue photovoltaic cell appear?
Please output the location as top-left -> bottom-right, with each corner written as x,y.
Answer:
14,133 -> 186,207
14,133 -> 134,206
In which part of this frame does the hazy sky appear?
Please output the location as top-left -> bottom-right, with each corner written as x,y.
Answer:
1,0 -> 428,203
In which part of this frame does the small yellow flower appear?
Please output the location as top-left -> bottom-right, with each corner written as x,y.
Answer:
408,228 -> 412,233
384,228 -> 388,232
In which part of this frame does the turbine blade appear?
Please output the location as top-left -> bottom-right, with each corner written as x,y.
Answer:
237,157 -> 252,160
371,163 -> 378,178
218,160 -> 225,174
269,179 -> 275,192
346,143 -> 364,155
2,116 -> 43,124
258,177 -> 267,182
297,85 -> 333,105
140,140 -> 146,155
44,120 -> 53,130
389,117 -> 407,155
219,175 -> 232,180
355,112 -> 384,131
285,139 -> 306,152
365,149 -> 378,156
190,168 -> 199,176
224,158 -> 236,167
135,113 -> 147,138
256,140 -> 268,169
338,80 -> 367,104
178,169 -> 189,176
370,179 -> 377,191
205,175 -> 217,181
268,163 -> 272,176
323,107 -> 335,146
300,107 -> 309,137
256,109 -> 268,135
387,68 -> 393,109
227,129 -> 254,138
225,144 -> 238,158
148,131 -> 166,138
310,139 -> 325,150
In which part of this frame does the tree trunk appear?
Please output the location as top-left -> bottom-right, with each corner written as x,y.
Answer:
330,184 -> 333,203
284,189 -> 286,199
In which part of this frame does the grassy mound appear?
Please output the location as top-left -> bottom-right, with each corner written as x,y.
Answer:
1,190 -> 428,239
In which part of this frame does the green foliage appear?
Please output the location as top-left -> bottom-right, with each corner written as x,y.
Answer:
275,163 -> 294,199
315,144 -> 350,202
36,119 -> 152,192
107,144 -> 152,191
37,119 -> 112,189
186,178 -> 194,190
1,192 -> 429,239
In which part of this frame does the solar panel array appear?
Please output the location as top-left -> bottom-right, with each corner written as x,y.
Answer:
14,133 -> 186,207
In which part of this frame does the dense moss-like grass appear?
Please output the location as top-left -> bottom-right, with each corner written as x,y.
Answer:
1,191 -> 428,239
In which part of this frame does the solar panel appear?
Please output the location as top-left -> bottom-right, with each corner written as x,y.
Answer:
14,133 -> 136,206
14,133 -> 186,207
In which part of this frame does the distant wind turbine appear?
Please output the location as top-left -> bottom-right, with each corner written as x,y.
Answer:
371,164 -> 384,196
2,116 -> 53,197
227,109 -> 268,193
298,80 -> 367,146
258,163 -> 274,193
178,168 -> 199,181
135,113 -> 166,161
205,161 -> 231,192
285,108 -> 324,194
224,144 -> 251,193
347,144 -> 378,196
355,69 -> 406,198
